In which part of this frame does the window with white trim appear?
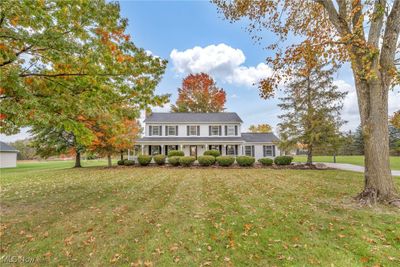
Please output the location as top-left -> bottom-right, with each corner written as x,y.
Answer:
226,145 -> 236,155
151,146 -> 161,155
211,126 -> 220,136
167,126 -> 176,136
151,126 -> 160,136
227,125 -> 235,136
245,145 -> 254,157
263,145 -> 274,157
189,125 -> 198,136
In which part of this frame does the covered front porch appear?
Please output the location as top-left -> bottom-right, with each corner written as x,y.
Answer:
130,143 -> 244,158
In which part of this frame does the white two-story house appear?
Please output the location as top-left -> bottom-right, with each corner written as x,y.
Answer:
135,112 -> 280,159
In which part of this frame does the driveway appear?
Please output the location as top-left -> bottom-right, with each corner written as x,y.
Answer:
321,162 -> 400,176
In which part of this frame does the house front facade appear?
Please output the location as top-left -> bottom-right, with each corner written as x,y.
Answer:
135,112 -> 280,160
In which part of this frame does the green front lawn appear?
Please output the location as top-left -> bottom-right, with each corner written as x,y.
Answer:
294,155 -> 400,170
1,164 -> 399,266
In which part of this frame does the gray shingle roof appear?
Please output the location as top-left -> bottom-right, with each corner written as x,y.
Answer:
241,133 -> 280,143
144,112 -> 243,123
137,137 -> 243,143
0,141 -> 18,152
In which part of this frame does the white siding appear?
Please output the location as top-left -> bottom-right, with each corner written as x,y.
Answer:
0,152 -> 17,168
146,123 -> 241,138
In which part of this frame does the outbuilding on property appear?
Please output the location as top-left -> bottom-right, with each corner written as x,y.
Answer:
0,141 -> 18,168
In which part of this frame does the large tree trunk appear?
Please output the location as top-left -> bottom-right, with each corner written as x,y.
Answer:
355,81 -> 399,206
74,152 -> 81,168
120,150 -> 124,161
306,146 -> 313,165
107,154 -> 112,168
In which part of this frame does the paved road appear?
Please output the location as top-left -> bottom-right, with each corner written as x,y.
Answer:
320,162 -> 400,176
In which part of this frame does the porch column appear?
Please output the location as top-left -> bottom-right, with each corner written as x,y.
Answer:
180,144 -> 183,151
141,145 -> 144,155
222,144 -> 226,156
160,144 -> 164,155
205,144 -> 208,151
238,145 -> 243,156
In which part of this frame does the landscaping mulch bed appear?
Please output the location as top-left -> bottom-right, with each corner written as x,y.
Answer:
115,162 -> 334,170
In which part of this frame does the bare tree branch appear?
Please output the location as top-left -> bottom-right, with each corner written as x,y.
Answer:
368,0 -> 387,47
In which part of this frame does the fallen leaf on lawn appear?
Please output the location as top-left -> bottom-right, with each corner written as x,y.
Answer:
43,231 -> 49,238
110,253 -> 121,263
64,236 -> 73,246
131,259 -> 143,267
170,244 -> 179,252
173,256 -> 180,263
144,260 -> 153,267
224,257 -> 230,262
338,234 -> 346,238
360,257 -> 369,263
207,245 -> 212,251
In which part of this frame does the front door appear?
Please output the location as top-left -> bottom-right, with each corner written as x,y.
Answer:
190,145 -> 197,158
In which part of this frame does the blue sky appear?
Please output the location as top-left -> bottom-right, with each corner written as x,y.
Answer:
1,0 -> 398,142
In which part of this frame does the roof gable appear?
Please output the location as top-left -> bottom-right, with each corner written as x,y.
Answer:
144,112 -> 243,123
0,141 -> 18,152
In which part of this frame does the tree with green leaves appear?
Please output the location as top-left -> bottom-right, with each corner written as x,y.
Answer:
248,124 -> 272,133
0,0 -> 168,166
278,59 -> 346,165
214,0 -> 400,205
9,139 -> 36,160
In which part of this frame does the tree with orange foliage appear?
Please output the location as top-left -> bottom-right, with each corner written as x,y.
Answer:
171,73 -> 226,113
391,110 -> 400,129
214,0 -> 400,206
87,116 -> 139,167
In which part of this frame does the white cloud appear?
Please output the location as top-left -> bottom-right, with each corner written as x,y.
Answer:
333,80 -> 400,131
170,43 -> 272,87
231,94 -> 238,99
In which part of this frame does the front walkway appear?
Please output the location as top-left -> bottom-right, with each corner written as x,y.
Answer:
321,162 -> 400,176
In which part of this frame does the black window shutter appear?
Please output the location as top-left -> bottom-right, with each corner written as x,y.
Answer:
252,146 -> 255,157
176,126 -> 178,136
197,126 -> 200,136
187,125 -> 189,136
263,146 -> 266,157
149,145 -> 152,155
165,146 -> 168,156
273,145 -> 276,157
225,125 -> 228,136
149,126 -> 152,136
159,126 -> 162,136
209,126 -> 211,136
235,125 -> 238,136
165,126 -> 168,136
219,126 -> 222,136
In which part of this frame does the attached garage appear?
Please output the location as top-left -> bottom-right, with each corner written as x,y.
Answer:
0,141 -> 18,168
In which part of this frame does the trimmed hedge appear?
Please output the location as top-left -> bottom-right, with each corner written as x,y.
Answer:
258,157 -> 273,166
168,156 -> 181,166
168,150 -> 184,157
203,149 -> 221,157
197,155 -> 216,166
138,155 -> 152,166
124,160 -> 135,166
274,156 -> 293,165
153,154 -> 166,165
236,156 -> 255,167
216,156 -> 235,167
179,156 -> 196,167
117,160 -> 125,166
